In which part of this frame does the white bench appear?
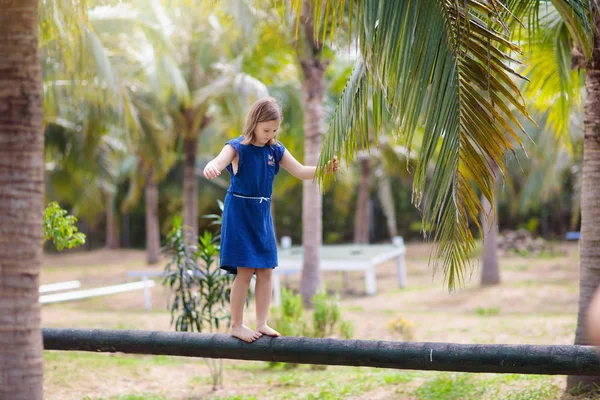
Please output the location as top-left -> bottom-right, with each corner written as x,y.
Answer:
39,280 -> 81,293
273,239 -> 407,306
40,280 -> 155,305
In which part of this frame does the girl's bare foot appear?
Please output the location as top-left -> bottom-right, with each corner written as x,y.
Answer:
231,325 -> 262,343
257,324 -> 281,337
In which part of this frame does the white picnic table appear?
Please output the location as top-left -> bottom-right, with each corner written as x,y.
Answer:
273,240 -> 406,305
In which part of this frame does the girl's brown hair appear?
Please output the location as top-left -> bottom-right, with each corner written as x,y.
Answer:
241,97 -> 282,146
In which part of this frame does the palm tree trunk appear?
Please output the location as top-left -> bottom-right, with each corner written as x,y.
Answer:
480,192 -> 500,286
298,0 -> 326,306
566,32 -> 600,392
377,176 -> 398,238
105,192 -> 120,249
183,136 -> 198,244
122,212 -> 130,248
0,1 -> 44,398
145,170 -> 160,265
354,158 -> 372,244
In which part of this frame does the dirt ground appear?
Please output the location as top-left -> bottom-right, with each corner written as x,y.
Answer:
41,241 -> 585,399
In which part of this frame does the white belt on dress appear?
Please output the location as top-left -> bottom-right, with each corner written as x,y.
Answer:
232,193 -> 271,203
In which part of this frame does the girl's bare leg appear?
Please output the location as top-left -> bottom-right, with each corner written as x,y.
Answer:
230,267 -> 262,342
255,268 -> 281,336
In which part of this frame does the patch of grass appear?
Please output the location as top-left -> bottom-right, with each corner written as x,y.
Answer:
233,365 -> 418,399
381,308 -> 398,316
189,375 -> 212,386
112,322 -> 140,330
475,307 -> 501,317
298,369 -> 416,399
414,373 -> 484,400
505,264 -> 530,272
210,396 -> 258,400
148,355 -> 190,366
342,305 -> 365,312
382,372 -> 415,385
276,371 -> 303,387
504,384 -> 561,400
229,360 -> 272,372
392,284 -> 431,293
87,394 -> 167,400
44,351 -> 187,369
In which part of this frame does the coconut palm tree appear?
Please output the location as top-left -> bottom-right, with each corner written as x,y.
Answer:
510,4 -> 597,391
132,0 -> 270,243
42,0 -> 167,252
0,1 -> 44,398
85,3 -> 177,261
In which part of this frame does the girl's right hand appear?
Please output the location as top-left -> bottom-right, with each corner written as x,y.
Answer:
203,161 -> 221,180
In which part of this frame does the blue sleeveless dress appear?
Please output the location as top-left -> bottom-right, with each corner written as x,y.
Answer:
219,136 -> 286,274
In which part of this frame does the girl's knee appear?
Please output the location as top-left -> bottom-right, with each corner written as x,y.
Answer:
255,268 -> 273,279
235,267 -> 255,283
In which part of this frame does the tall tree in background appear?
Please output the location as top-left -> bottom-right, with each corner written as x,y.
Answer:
565,10 -> 600,394
353,157 -> 372,243
297,0 -> 328,304
503,3 -> 598,392
147,0 -> 267,243
480,180 -> 500,286
42,0 -> 155,252
0,1 -> 44,398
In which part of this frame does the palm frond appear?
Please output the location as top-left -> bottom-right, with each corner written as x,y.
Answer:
503,0 -> 596,57
517,3 -> 586,148
313,0 -> 534,290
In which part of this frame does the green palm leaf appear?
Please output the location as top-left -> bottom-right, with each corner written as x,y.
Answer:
312,0 -> 536,290
515,3 -> 588,148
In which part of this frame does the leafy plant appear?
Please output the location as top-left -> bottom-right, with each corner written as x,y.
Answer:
312,291 -> 342,338
203,199 -> 224,241
270,288 -> 353,370
43,202 -> 86,251
162,216 -> 231,390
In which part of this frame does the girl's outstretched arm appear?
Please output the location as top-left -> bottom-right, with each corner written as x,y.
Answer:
203,145 -> 237,180
280,150 -> 339,180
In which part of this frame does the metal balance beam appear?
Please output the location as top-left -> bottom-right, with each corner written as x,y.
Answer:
42,328 -> 600,376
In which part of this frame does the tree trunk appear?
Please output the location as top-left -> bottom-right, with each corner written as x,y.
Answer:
298,0 -> 326,306
377,176 -> 398,238
566,30 -> 600,393
145,171 -> 160,265
121,212 -> 130,248
105,192 -> 120,249
183,137 -> 198,244
480,192 -> 500,286
354,158 -> 372,244
0,1 -> 44,398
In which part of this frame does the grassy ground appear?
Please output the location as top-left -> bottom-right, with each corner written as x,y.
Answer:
41,242 -> 599,399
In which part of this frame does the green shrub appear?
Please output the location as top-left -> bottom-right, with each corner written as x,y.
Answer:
270,288 -> 354,370
162,216 -> 231,390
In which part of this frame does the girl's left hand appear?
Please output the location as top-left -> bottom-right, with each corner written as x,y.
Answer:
327,157 -> 340,174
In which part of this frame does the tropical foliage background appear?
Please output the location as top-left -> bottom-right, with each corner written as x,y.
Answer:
42,0 -> 585,251
2,0 -> 599,398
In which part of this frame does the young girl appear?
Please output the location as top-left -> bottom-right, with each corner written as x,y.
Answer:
203,97 -> 339,343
